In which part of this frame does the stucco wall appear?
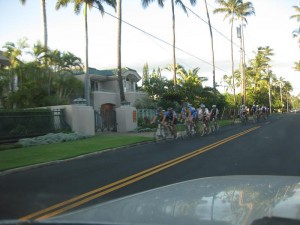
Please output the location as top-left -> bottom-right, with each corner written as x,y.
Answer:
93,91 -> 120,110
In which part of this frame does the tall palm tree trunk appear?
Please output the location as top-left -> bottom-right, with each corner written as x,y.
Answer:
268,75 -> 272,114
84,2 -> 90,106
41,0 -> 48,53
204,0 -> 216,90
239,24 -> 245,105
241,24 -> 246,104
171,0 -> 177,87
230,14 -> 236,106
117,0 -> 125,103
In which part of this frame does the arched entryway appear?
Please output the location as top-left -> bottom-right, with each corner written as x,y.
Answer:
99,103 -> 116,132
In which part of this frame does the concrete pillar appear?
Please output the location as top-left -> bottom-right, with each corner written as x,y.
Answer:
116,106 -> 137,132
70,105 -> 95,136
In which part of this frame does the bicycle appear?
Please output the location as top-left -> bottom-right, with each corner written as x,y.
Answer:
164,120 -> 178,139
153,120 -> 177,141
261,112 -> 267,120
178,123 -> 188,139
240,113 -> 247,125
184,119 -> 197,137
197,117 -> 211,136
211,117 -> 219,131
195,120 -> 205,136
252,112 -> 258,123
153,122 -> 167,141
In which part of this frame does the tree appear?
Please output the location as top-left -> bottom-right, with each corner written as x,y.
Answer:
213,0 -> 253,106
176,65 -> 207,106
248,46 -> 273,95
142,67 -> 168,102
55,0 -> 117,106
142,63 -> 150,83
2,38 -> 30,93
236,0 -> 255,104
1,39 -> 85,108
141,0 -> 196,86
294,61 -> 300,71
203,0 -> 216,89
20,0 -> 48,59
117,0 -> 126,103
290,2 -> 300,44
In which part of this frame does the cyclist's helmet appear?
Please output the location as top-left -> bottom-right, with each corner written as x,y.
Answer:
212,105 -> 216,108
183,102 -> 189,107
200,104 -> 205,108
167,107 -> 173,111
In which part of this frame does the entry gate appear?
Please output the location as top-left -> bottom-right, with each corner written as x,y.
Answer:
95,109 -> 117,132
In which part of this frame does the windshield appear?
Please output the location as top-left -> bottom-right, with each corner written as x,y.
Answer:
0,0 -> 300,225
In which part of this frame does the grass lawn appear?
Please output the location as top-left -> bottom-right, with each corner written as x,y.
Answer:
0,135 -> 152,172
218,119 -> 233,127
0,119 -> 234,172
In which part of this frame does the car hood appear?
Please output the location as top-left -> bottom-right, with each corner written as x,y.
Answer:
47,175 -> 300,225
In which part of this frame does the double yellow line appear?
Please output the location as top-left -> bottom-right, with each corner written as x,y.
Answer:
20,126 -> 259,221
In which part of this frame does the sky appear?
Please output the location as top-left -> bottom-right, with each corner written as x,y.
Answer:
0,0 -> 299,95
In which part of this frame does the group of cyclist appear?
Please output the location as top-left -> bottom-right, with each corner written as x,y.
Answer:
239,104 -> 269,122
151,102 -> 219,138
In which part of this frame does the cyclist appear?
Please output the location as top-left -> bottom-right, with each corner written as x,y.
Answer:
180,102 -> 192,123
209,105 -> 219,130
239,104 -> 248,120
261,105 -> 267,120
256,105 -> 261,121
251,104 -> 257,114
151,107 -> 164,124
181,102 -> 198,134
161,107 -> 178,138
198,104 -> 210,131
210,105 -> 219,121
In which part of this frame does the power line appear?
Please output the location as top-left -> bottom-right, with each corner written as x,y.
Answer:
90,5 -> 230,74
103,10 -> 228,73
183,4 -> 240,49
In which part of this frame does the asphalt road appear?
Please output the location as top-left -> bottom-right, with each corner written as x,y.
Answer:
1,113 -> 300,220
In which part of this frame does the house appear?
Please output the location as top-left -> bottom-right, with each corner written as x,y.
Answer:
0,51 -> 10,68
76,67 -> 147,112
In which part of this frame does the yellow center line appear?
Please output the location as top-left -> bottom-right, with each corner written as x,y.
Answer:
20,126 -> 260,221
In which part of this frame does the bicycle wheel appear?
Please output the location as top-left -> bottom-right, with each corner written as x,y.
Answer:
210,122 -> 215,133
214,121 -> 220,131
197,122 -> 205,136
191,123 -> 197,136
153,125 -> 166,141
177,124 -> 187,139
165,125 -> 175,140
253,114 -> 257,123
241,116 -> 246,125
206,123 -> 211,135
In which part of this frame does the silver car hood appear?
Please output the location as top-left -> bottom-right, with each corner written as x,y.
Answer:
48,175 -> 300,225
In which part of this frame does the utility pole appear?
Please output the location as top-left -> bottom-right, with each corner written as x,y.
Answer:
237,25 -> 246,105
268,67 -> 272,114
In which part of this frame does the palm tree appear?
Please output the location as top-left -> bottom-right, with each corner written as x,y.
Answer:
20,0 -> 48,64
290,2 -> 300,44
116,0 -> 126,104
294,61 -> 300,71
56,0 -> 116,106
3,38 -> 30,93
203,0 -> 216,90
213,0 -> 248,106
141,0 -> 196,87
